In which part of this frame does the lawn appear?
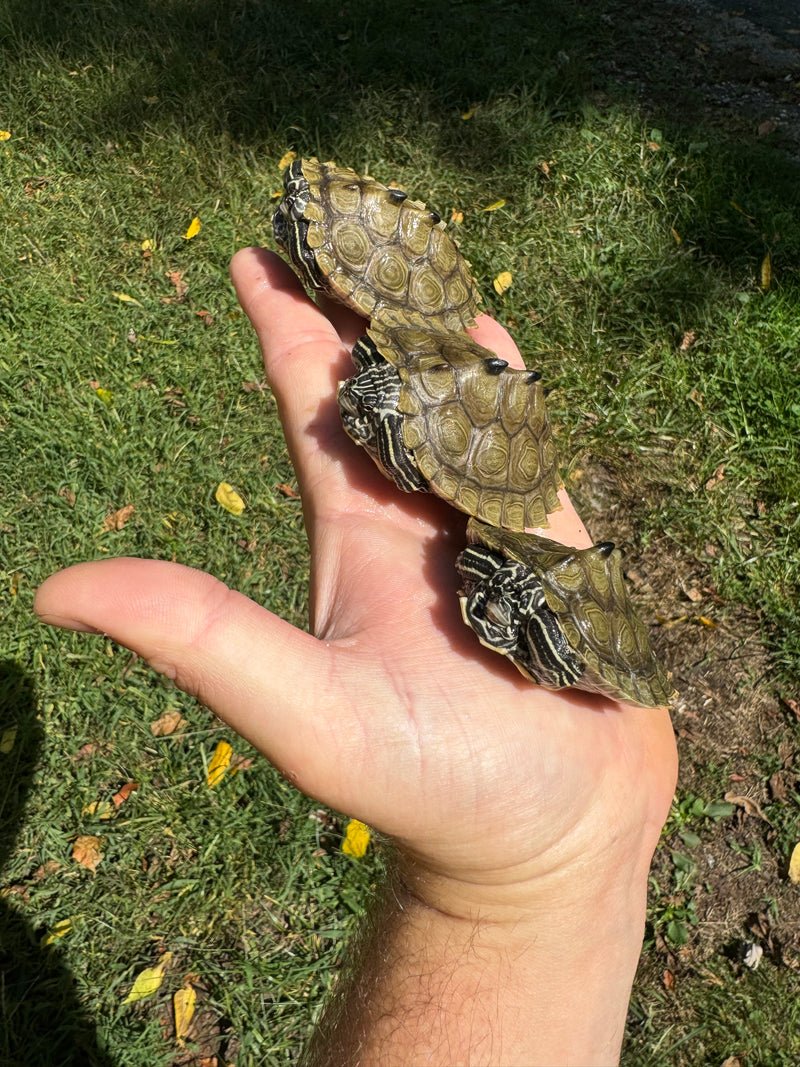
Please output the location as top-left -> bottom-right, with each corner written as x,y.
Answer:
1,1 -> 799,1064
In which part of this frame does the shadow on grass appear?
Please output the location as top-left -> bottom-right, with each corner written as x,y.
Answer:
2,0 -> 798,294
0,661 -> 114,1067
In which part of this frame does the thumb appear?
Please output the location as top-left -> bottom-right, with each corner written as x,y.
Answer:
34,558 -> 356,798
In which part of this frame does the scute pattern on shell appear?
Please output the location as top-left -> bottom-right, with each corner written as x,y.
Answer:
458,519 -> 675,708
274,158 -> 481,333
273,157 -> 674,708
365,323 -> 564,530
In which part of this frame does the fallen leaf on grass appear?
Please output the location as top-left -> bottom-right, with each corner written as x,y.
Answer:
276,483 -> 299,498
0,727 -> 17,754
73,835 -> 103,872
788,843 -> 800,883
89,381 -> 114,405
112,781 -> 139,809
229,754 -> 254,775
724,793 -> 768,821
0,130 -> 10,141
184,216 -> 201,240
167,269 -> 188,299
492,271 -> 513,296
450,209 -> 464,224
342,819 -> 370,858
215,482 -> 245,515
82,800 -> 114,820
207,741 -> 232,788
705,464 -> 726,490
482,198 -> 506,212
174,984 -> 197,1045
150,710 -> 187,736
102,504 -> 135,532
760,251 -> 772,291
42,918 -> 73,946
112,291 -> 143,306
123,952 -> 173,1004
196,309 -> 214,326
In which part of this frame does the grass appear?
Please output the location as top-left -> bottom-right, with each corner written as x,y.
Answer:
1,0 -> 800,1063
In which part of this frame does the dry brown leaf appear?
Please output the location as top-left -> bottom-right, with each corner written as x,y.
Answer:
102,504 -> 135,532
705,464 -> 726,490
276,483 -> 299,498
241,380 -> 266,393
58,486 -> 76,507
196,309 -> 214,327
680,330 -> 697,351
167,270 -> 188,298
73,743 -> 98,762
73,835 -> 103,872
724,792 -> 768,821
112,782 -> 139,809
781,697 -> 800,719
150,710 -> 187,736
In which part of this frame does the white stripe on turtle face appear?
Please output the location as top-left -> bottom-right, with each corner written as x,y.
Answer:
457,546 -> 582,689
338,336 -> 428,493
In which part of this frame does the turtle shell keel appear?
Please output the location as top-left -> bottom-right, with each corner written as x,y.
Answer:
273,158 -> 481,332
457,518 -> 675,708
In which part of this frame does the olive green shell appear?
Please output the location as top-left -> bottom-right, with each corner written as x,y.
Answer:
276,158 -> 481,332
464,518 -> 675,707
367,324 -> 563,530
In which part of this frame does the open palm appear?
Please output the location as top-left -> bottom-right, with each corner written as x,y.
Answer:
35,247 -> 677,916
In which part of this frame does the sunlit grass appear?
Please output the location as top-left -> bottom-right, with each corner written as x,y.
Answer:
1,0 -> 799,1063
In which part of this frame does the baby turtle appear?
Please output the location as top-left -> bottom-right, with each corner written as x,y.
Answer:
457,518 -> 675,707
337,324 -> 563,530
273,157 -> 481,332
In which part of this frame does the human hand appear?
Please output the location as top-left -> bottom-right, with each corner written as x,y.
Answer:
35,247 -> 677,923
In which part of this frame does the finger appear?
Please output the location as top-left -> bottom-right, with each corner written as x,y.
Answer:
33,558 -> 379,803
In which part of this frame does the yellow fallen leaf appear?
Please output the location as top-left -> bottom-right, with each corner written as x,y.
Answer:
42,918 -> 73,946
760,251 -> 772,291
0,130 -> 11,141
94,387 -> 113,405
207,740 -> 232,788
492,271 -> 513,296
671,227 -> 682,244
215,482 -> 245,515
0,726 -> 17,754
123,952 -> 173,1004
461,105 -> 478,120
278,150 -> 297,170
342,818 -> 370,858
150,710 -> 187,736
482,198 -> 506,212
174,985 -> 197,1045
450,209 -> 464,224
184,216 -> 201,240
73,835 -> 103,872
141,238 -> 155,251
789,842 -> 800,883
82,800 -> 114,820
112,291 -> 143,306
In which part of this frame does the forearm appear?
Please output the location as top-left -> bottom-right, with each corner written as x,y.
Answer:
302,863 -> 650,1067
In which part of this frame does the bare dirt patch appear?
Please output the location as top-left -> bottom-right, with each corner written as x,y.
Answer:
574,458 -> 800,977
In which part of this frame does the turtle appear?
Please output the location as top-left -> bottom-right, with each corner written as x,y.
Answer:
337,323 -> 563,530
456,517 -> 675,707
273,157 -> 481,333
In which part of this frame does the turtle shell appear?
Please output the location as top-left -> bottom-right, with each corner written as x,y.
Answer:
273,158 -> 481,332
457,517 -> 675,708
349,324 -> 563,529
